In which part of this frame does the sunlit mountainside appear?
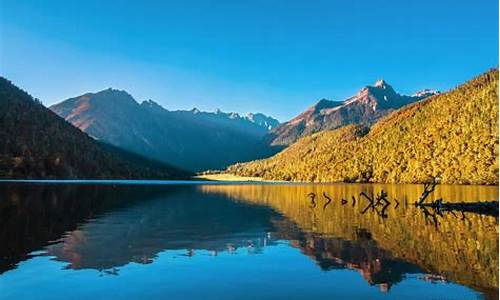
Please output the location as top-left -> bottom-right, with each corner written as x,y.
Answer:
228,69 -> 499,184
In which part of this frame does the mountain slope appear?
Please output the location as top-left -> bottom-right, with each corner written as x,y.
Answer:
50,91 -> 279,171
0,78 -> 190,179
228,69 -> 498,184
267,80 -> 437,146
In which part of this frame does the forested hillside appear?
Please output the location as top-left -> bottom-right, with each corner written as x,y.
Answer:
228,69 -> 499,185
0,78 -> 190,179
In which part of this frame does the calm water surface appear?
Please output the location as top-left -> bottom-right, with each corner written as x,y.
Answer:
0,182 -> 498,300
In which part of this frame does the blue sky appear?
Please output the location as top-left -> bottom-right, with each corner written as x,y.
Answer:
1,0 -> 498,121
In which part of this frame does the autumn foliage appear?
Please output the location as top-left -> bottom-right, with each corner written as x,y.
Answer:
228,69 -> 499,184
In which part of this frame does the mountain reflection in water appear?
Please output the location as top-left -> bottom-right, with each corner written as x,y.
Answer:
0,183 -> 497,300
0,184 -> 279,272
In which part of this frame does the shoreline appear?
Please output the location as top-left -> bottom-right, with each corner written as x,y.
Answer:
194,174 -> 271,182
0,174 -> 498,186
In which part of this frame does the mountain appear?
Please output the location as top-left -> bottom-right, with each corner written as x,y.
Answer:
228,69 -> 498,185
246,113 -> 280,130
267,80 -> 438,146
0,77 -> 190,179
50,90 -> 279,171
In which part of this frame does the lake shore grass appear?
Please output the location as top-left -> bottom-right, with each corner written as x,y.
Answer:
194,173 -> 271,182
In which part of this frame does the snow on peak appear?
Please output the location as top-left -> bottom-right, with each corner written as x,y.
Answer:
374,79 -> 388,88
414,89 -> 440,97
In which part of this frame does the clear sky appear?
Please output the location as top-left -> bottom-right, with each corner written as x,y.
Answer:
1,0 -> 498,121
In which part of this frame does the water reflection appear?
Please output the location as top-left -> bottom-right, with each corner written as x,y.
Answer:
0,184 -> 280,273
200,184 -> 499,299
272,218 -> 423,292
0,183 -> 497,300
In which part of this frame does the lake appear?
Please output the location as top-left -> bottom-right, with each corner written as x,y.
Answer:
0,182 -> 498,300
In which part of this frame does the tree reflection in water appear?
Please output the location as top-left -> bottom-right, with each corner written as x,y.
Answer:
200,183 -> 499,299
0,183 -> 497,300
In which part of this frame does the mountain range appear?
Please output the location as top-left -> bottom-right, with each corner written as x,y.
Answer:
50,90 -> 280,171
266,80 -> 438,146
1,68 -> 496,183
50,80 -> 436,172
228,69 -> 498,185
0,78 -> 190,179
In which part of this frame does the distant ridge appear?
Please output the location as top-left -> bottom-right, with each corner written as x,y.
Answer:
266,80 -> 438,146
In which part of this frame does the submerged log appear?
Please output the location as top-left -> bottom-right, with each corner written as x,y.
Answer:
420,201 -> 499,217
414,181 -> 498,217
416,181 -> 437,205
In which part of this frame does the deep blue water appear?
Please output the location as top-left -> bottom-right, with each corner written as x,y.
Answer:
0,182 -> 497,300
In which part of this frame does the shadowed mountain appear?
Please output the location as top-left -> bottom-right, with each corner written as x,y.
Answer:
267,80 -> 437,146
0,78 -> 190,179
50,90 -> 280,171
246,112 -> 280,130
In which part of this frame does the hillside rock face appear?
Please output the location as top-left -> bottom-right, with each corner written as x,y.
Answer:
50,90 -> 279,171
267,81 -> 437,146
